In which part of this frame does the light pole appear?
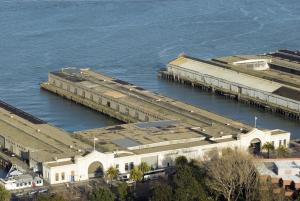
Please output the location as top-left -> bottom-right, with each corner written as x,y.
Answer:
254,116 -> 258,128
93,136 -> 98,151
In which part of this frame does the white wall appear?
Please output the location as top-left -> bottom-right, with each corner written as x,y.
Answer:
43,128 -> 290,185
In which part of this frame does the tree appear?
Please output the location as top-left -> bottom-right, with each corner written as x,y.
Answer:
117,182 -> 128,201
276,145 -> 289,158
150,183 -> 173,201
0,186 -> 10,201
262,142 -> 275,158
130,167 -> 143,190
173,165 -> 212,201
88,187 -> 115,201
175,156 -> 188,167
259,177 -> 286,201
206,149 -> 259,201
138,162 -> 150,181
35,193 -> 67,201
105,166 -> 119,187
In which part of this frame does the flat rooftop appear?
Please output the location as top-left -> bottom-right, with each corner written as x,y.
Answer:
50,68 -> 252,139
75,120 -> 235,154
213,50 -> 300,89
169,56 -> 282,93
256,159 -> 300,183
0,101 -> 92,162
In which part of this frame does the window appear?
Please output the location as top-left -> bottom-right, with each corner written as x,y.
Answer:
272,141 -> 274,146
130,162 -> 134,170
16,183 -> 19,187
279,140 -> 282,146
61,172 -> 65,180
107,101 -> 111,107
284,139 -> 287,147
55,173 -> 59,181
125,163 -> 129,171
116,164 -> 119,169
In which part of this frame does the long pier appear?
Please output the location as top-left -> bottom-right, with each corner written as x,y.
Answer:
41,68 -> 251,140
159,52 -> 300,120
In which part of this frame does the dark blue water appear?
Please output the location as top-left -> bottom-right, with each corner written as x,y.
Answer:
0,0 -> 300,138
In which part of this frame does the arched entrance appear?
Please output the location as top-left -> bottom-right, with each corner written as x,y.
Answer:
88,161 -> 103,178
249,138 -> 261,155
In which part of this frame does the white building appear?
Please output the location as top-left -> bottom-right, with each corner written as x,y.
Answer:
42,122 -> 290,185
0,174 -> 43,190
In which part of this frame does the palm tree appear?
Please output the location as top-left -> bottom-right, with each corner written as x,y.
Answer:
130,167 -> 143,191
105,166 -> 119,187
138,162 -> 150,181
262,142 -> 275,158
276,145 -> 289,158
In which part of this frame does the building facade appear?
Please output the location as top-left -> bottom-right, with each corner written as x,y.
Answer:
43,128 -> 290,185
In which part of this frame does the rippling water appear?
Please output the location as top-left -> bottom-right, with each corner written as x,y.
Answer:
0,0 -> 300,138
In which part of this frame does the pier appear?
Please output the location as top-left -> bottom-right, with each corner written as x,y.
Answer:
159,50 -> 300,120
41,68 -> 251,136
0,100 -> 92,172
0,68 -> 290,186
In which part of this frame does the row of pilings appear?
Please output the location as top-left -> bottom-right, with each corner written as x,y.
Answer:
158,71 -> 300,121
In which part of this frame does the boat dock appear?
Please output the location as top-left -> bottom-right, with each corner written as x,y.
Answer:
159,49 -> 300,120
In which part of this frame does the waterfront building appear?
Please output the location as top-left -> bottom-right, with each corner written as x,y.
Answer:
160,49 -> 300,119
0,68 -> 291,186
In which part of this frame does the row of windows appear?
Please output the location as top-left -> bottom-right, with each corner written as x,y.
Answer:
5,139 -> 26,152
53,78 -> 158,121
55,171 -> 75,182
16,180 -> 41,187
271,139 -> 287,147
124,162 -> 134,171
115,162 -> 134,171
55,172 -> 65,181
16,182 -> 31,187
